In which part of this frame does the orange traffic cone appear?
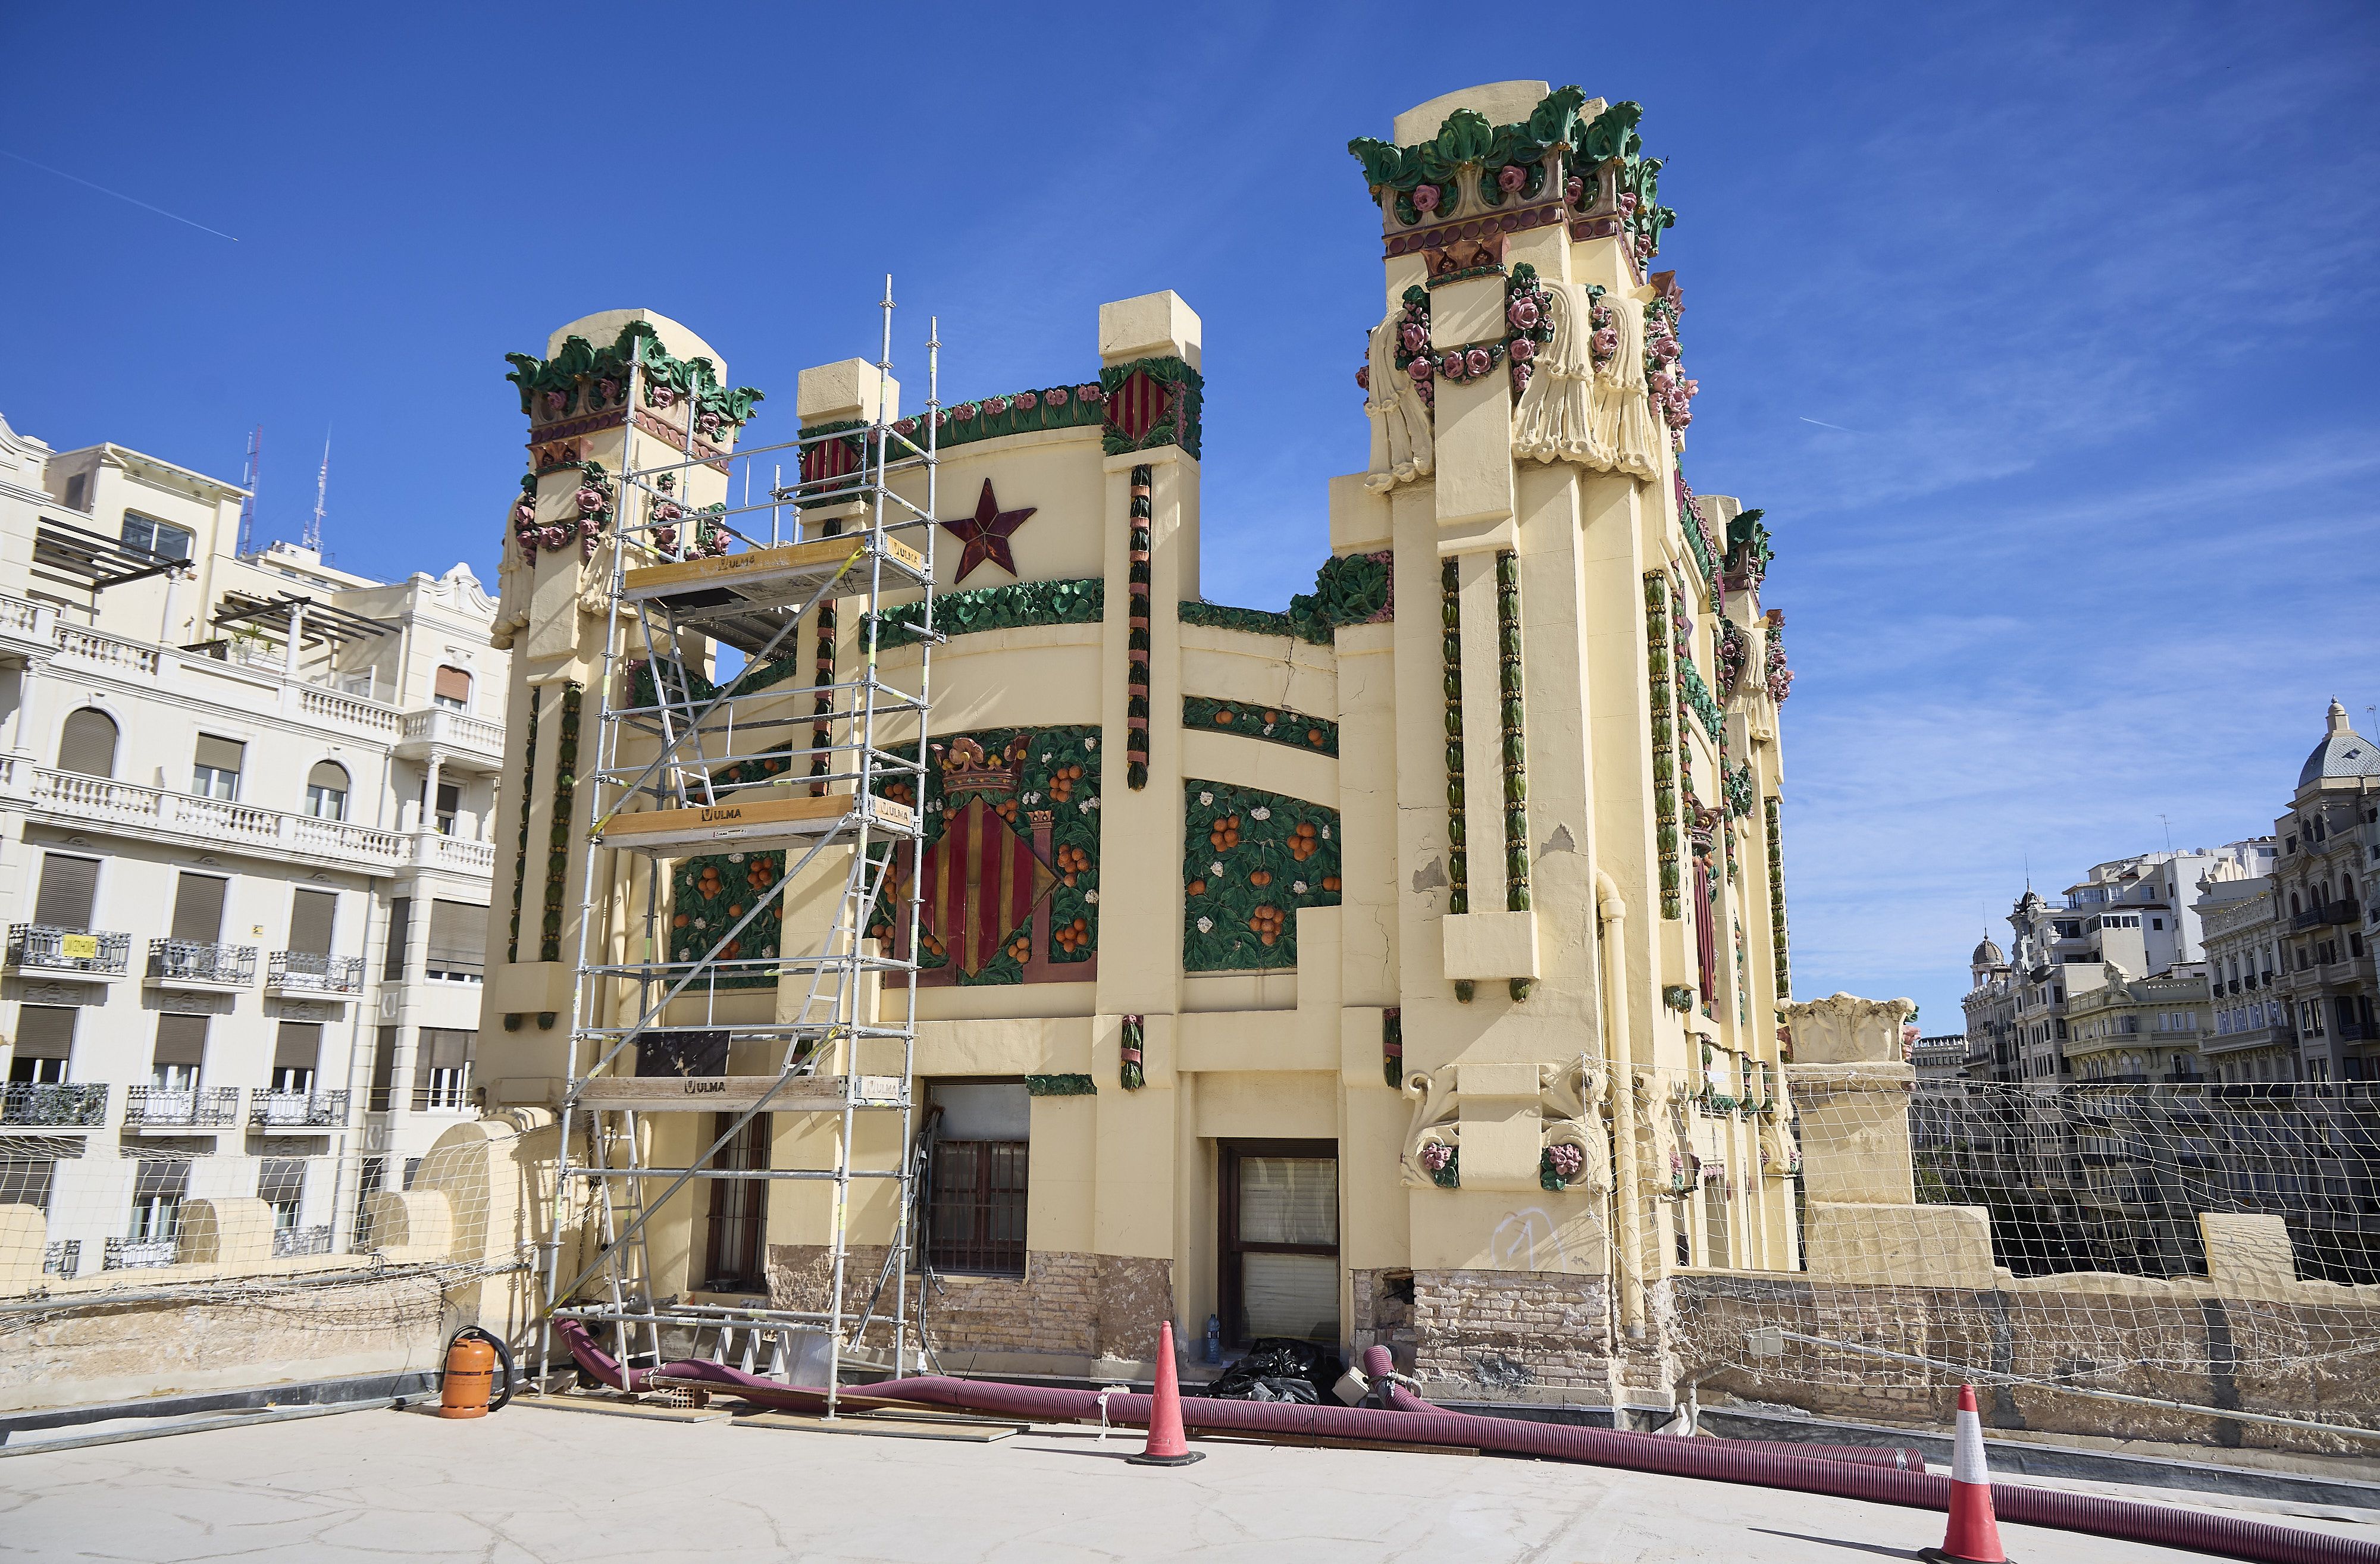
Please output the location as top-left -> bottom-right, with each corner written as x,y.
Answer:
1125,1319 -> 1205,1466
1922,1384 -> 2011,1563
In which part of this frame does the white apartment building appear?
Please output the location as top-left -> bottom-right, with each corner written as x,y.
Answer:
0,412 -> 506,1276
1962,842 -> 2275,1087
2057,841 -> 2274,974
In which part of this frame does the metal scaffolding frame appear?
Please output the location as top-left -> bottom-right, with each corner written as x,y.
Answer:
536,282 -> 940,1416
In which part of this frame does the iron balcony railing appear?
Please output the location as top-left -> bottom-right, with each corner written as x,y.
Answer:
123,1085 -> 241,1127
44,1240 -> 79,1276
250,1089 -> 349,1129
6,924 -> 130,976
0,1082 -> 108,1127
411,1081 -> 475,1113
271,1224 -> 334,1258
266,951 -> 366,994
102,1236 -> 178,1270
146,938 -> 258,986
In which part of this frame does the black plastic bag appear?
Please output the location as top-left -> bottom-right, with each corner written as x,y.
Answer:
1206,1336 -> 1344,1402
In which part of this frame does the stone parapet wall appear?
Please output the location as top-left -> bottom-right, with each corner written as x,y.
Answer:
0,1267 -> 477,1415
1667,1270 -> 2380,1454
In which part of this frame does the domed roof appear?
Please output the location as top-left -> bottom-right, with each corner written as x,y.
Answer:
2298,701 -> 2380,789
1971,936 -> 2006,967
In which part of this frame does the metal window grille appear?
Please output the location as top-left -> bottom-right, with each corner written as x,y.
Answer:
926,1139 -> 1027,1277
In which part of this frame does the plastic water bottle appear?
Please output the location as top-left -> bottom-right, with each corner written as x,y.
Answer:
1203,1313 -> 1222,1365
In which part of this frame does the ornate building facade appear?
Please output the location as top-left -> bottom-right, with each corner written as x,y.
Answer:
473,81 -> 1805,1402
2272,701 -> 2380,1083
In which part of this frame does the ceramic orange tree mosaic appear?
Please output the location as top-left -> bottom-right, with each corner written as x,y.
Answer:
1182,782 -> 1343,970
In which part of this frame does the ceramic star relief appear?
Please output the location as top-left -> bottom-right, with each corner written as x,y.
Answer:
941,478 -> 1036,582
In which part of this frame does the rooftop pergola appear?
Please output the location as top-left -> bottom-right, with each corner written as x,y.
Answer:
209,591 -> 393,650
32,520 -> 187,594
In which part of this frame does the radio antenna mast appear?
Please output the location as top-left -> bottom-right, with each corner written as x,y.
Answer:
237,426 -> 262,557
305,431 -> 329,551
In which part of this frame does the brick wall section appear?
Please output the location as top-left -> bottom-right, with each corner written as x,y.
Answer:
1349,1268 -> 1418,1372
1405,1268 -> 1614,1396
767,1245 -> 1171,1364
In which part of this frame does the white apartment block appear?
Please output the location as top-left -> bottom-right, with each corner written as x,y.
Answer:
1962,841 -> 2271,1086
0,412 -> 506,1276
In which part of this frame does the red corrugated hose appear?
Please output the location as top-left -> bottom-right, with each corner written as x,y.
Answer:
551,1322 -> 2373,1564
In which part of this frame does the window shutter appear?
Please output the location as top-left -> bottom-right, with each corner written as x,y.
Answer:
57,709 -> 118,778
383,898 -> 411,979
434,666 -> 472,704
287,889 -> 337,955
305,761 -> 349,794
1236,1156 -> 1340,1247
14,1006 -> 75,1060
170,874 -> 228,944
0,1159 -> 57,1209
413,1028 -> 475,1092
273,1022 -> 322,1073
33,855 -> 99,930
929,1082 -> 1031,1140
195,735 -> 246,774
427,901 -> 488,970
424,1029 -> 474,1070
257,1158 -> 306,1206
152,1014 -> 208,1068
133,1160 -> 191,1201
369,1027 -> 398,1110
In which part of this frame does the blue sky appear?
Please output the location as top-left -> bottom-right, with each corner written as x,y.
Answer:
4,2 -> 2374,1027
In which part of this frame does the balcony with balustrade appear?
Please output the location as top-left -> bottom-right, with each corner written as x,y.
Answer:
10,767 -> 493,876
395,706 -> 505,769
271,1225 -> 335,1258
144,938 -> 258,992
250,1089 -> 349,1129
123,1085 -> 241,1129
0,1082 -> 108,1127
5,924 -> 130,979
265,951 -> 366,999
103,1236 -> 178,1270
0,592 -> 57,665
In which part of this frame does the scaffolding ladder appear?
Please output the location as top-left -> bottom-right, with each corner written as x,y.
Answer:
537,283 -> 939,1416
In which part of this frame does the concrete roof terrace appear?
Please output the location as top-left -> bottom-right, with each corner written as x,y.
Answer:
2,1395 -> 2372,1562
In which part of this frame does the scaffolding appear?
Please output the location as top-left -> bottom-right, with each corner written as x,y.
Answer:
536,282 -> 939,1416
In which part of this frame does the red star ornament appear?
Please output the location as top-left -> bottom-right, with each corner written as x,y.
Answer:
941,478 -> 1036,582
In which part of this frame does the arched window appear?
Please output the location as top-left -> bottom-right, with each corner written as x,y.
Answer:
433,666 -> 471,712
2290,892 -> 2301,916
305,761 -> 350,822
57,708 -> 118,778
